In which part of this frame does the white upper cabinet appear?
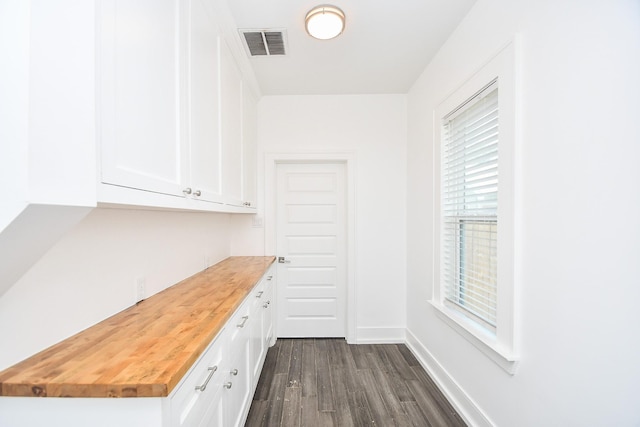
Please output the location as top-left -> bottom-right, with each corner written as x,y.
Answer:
242,87 -> 258,209
220,40 -> 244,208
99,0 -> 184,198
186,0 -> 223,204
98,0 -> 258,212
220,39 -> 259,210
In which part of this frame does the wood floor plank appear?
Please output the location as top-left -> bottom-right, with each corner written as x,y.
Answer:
265,373 -> 288,426
254,341 -> 279,401
301,339 -> 317,398
318,411 -> 337,426
282,386 -> 302,427
347,390 -> 375,427
275,339 -> 293,375
336,340 -> 360,393
411,366 -> 466,427
329,365 -> 355,427
300,395 -> 319,427
366,352 -> 407,423
315,341 -> 335,412
358,368 -> 395,427
384,344 -> 418,381
301,395 -> 335,427
402,400 -> 434,427
350,344 -> 370,370
327,339 -> 344,367
287,339 -> 303,388
397,344 -> 421,367
405,378 -> 452,427
378,345 -> 418,402
245,399 -> 268,427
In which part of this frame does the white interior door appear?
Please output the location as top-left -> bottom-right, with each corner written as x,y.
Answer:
276,162 -> 346,337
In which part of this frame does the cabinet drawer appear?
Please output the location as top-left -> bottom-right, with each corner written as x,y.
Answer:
169,331 -> 225,427
228,299 -> 251,346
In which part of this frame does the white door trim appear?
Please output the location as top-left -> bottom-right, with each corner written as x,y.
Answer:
265,151 -> 357,343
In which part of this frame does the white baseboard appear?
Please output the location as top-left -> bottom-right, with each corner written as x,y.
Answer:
405,329 -> 494,427
354,327 -> 406,344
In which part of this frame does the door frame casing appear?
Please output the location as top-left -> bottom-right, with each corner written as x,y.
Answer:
265,151 -> 357,343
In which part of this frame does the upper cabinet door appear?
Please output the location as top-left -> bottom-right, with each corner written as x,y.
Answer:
242,88 -> 258,209
99,0 -> 185,197
219,40 -> 244,207
186,0 -> 223,204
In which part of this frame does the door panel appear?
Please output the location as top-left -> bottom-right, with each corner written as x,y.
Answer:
276,163 -> 346,337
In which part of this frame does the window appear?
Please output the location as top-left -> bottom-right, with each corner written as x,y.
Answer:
442,81 -> 499,332
432,41 -> 519,374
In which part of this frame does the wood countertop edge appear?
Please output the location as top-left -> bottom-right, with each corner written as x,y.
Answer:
0,256 -> 276,398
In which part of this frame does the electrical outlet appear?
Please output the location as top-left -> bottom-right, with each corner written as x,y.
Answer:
252,216 -> 263,228
135,277 -> 146,303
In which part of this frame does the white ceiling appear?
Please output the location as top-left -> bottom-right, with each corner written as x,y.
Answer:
226,0 -> 477,96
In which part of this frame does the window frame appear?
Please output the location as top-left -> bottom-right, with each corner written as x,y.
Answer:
431,40 -> 520,374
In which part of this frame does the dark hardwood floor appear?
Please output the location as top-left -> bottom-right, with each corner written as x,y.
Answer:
245,339 -> 466,427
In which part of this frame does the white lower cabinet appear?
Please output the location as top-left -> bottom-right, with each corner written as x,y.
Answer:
223,299 -> 252,427
168,265 -> 276,427
170,331 -> 225,427
0,267 -> 276,427
249,265 -> 275,386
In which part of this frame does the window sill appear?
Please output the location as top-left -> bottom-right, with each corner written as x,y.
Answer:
429,300 -> 519,375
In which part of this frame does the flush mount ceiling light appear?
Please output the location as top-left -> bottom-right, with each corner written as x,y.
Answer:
305,5 -> 345,40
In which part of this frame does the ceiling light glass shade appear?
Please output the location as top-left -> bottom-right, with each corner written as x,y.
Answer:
305,5 -> 345,40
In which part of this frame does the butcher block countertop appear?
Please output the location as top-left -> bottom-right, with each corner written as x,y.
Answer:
0,256 -> 275,398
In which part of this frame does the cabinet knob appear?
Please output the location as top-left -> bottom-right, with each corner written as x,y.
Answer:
183,187 -> 192,195
243,201 -> 251,206
193,190 -> 201,197
224,382 -> 233,389
230,368 -> 238,376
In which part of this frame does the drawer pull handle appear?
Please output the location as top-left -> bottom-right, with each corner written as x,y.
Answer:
263,301 -> 270,309
195,366 -> 217,391
256,291 -> 264,298
224,382 -> 233,389
237,315 -> 249,328
267,275 -> 273,281
230,368 -> 238,376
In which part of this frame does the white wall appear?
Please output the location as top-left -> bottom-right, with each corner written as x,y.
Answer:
231,95 -> 408,341
0,0 -> 29,231
0,208 -> 232,370
406,0 -> 640,426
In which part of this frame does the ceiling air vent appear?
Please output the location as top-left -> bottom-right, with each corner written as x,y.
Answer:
240,29 -> 287,56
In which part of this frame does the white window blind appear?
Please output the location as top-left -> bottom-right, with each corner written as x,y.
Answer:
442,80 -> 499,330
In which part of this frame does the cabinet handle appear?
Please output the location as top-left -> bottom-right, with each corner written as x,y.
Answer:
195,366 -> 217,391
243,201 -> 251,206
267,275 -> 273,281
224,382 -> 233,389
256,291 -> 264,298
230,368 -> 238,376
263,300 -> 270,309
237,315 -> 249,328
193,190 -> 201,197
183,187 -> 192,195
